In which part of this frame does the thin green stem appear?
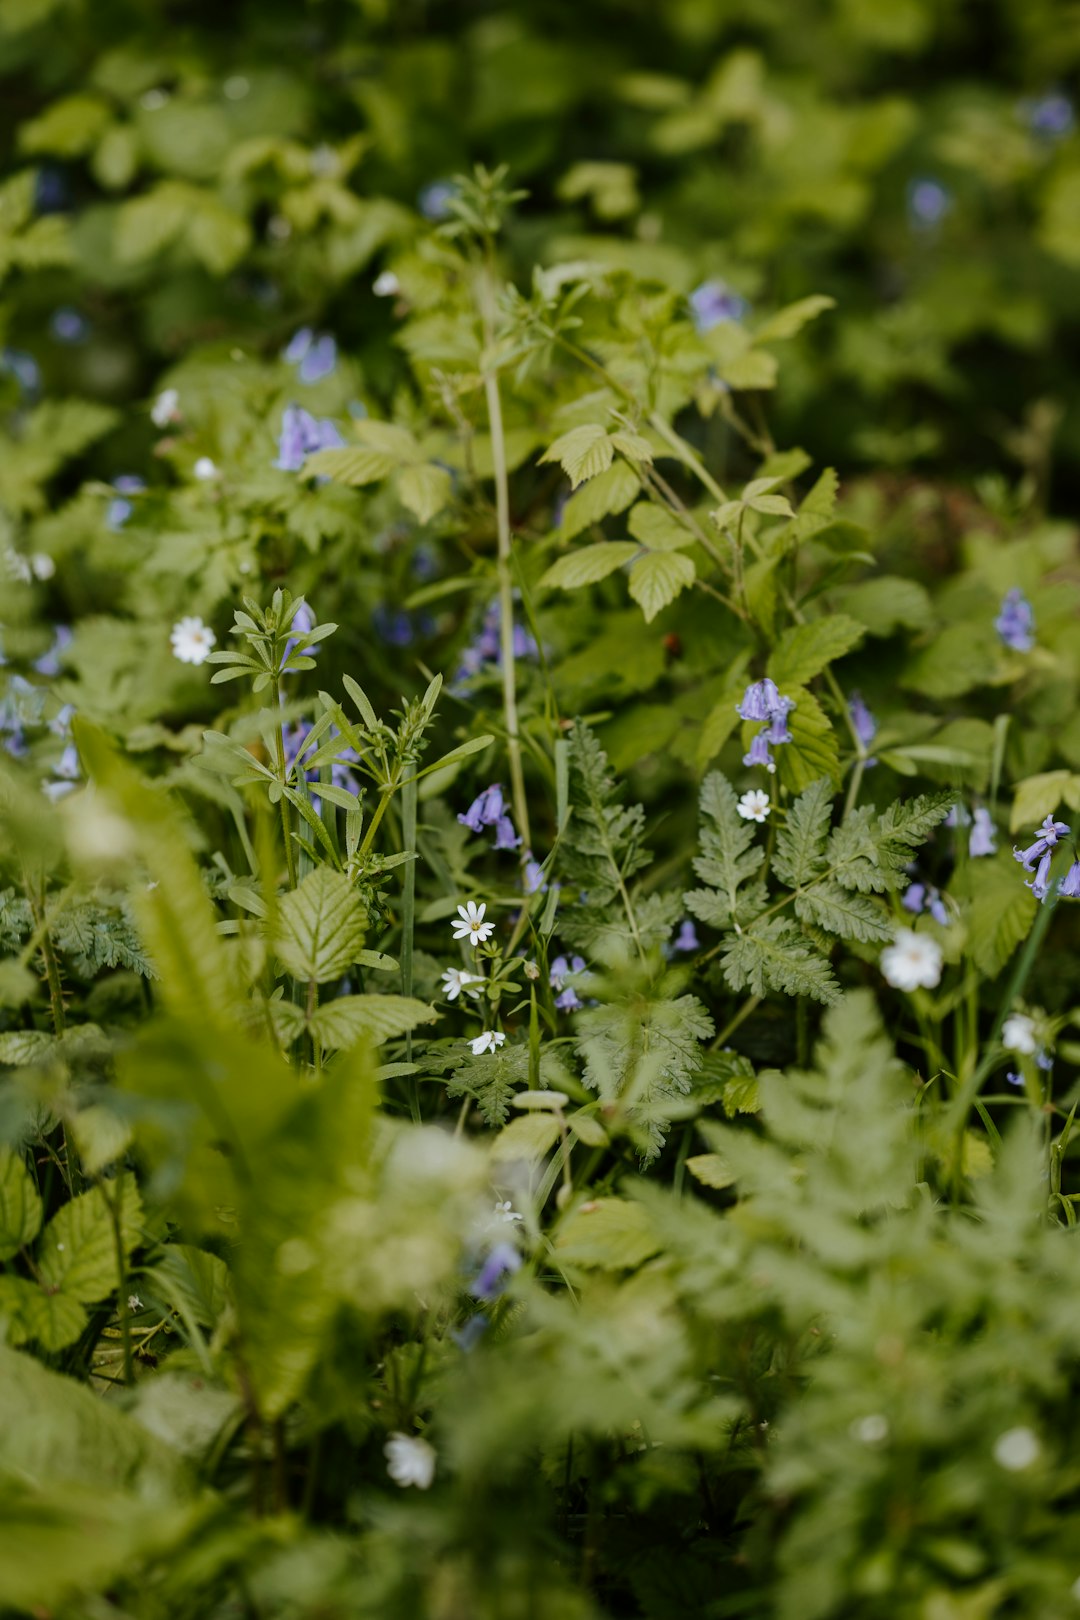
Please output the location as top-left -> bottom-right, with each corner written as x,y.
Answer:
401,774 -> 420,1123
274,681 -> 298,890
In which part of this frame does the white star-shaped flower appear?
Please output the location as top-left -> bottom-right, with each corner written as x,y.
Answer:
384,1432 -> 436,1489
737,789 -> 771,823
494,1200 -> 523,1223
451,901 -> 495,946
170,615 -> 216,665
880,928 -> 943,992
470,1031 -> 506,1056
441,967 -> 484,1001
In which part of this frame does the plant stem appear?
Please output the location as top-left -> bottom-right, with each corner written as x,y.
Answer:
481,252 -> 531,853
274,681 -> 298,890
401,774 -> 421,1123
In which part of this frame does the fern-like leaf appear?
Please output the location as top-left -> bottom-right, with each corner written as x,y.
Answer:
773,777 -> 833,888
720,920 -> 839,1005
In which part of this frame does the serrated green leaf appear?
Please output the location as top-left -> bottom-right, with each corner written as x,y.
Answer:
685,1153 -> 736,1190
795,881 -> 893,944
309,993 -> 437,1048
720,919 -> 839,1004
0,1277 -> 89,1351
554,1197 -> 660,1270
558,459 -> 640,540
768,614 -> 866,687
37,1178 -> 143,1304
627,501 -> 692,552
774,777 -> 834,887
685,772 -> 765,931
276,868 -> 366,982
628,549 -> 695,621
304,445 -> 401,485
541,541 -> 640,590
609,429 -> 653,464
540,423 -> 614,487
775,686 -> 841,793
0,1148 -> 42,1261
1010,772 -> 1075,835
396,462 -> 453,524
965,853 -> 1039,978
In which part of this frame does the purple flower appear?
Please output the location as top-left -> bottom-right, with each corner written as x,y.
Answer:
455,601 -> 539,684
689,280 -> 749,333
903,882 -> 948,926
33,625 -> 72,677
944,805 -> 970,828
458,784 -> 505,834
273,405 -> 345,473
283,328 -> 338,383
969,807 -> 997,858
105,474 -> 146,531
451,1315 -> 489,1352
765,708 -> 793,746
523,853 -> 547,895
1037,1048 -> 1054,1072
1023,92 -> 1074,140
1059,861 -> 1080,899
995,588 -> 1035,652
1006,1071 -> 1024,1088
1027,850 -> 1054,901
673,919 -> 699,953
418,179 -> 458,221
372,606 -> 414,647
491,814 -> 521,852
742,730 -> 775,772
849,692 -> 878,762
551,953 -> 586,1012
470,1242 -> 521,1302
1014,815 -> 1070,871
737,678 -> 784,723
908,178 -> 951,227
0,349 -> 40,396
902,882 -> 926,915
50,307 -> 88,344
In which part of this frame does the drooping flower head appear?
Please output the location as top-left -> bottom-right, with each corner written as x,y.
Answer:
672,919 -> 699,953
737,678 -> 784,723
1013,814 -> 1069,871
689,280 -> 749,333
458,784 -> 505,834
849,692 -> 878,753
969,806 -> 997,858
995,588 -> 1035,652
550,953 -> 587,1012
470,1241 -> 521,1301
274,404 -> 346,473
283,327 -> 338,384
902,881 -> 948,927
1059,861 -> 1080,899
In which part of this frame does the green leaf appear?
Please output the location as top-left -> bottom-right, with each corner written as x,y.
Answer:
768,614 -> 865,687
276,868 -> 366,982
964,853 -> 1039,979
609,429 -> 654,464
795,882 -> 893,944
1010,771 -> 1075,835
491,1112 -> 562,1162
685,1153 -> 736,1190
558,459 -> 640,540
541,541 -> 639,590
37,1178 -> 143,1304
627,501 -> 692,552
554,1197 -> 660,1270
773,777 -> 834,887
540,423 -> 614,488
0,1148 -> 42,1261
396,462 -> 454,524
835,575 -> 931,636
753,294 -> 836,345
627,549 -> 696,621
304,445 -> 402,485
720,919 -> 839,1004
684,772 -> 765,932
774,686 -> 841,793
0,1277 -> 88,1351
309,993 -> 437,1048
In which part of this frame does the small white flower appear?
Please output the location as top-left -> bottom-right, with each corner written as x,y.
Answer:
373,270 -> 401,298
5,549 -> 54,583
993,1426 -> 1039,1472
880,928 -> 943,992
737,789 -> 771,823
451,900 -> 495,946
850,1413 -> 889,1446
384,1432 -> 436,1489
1002,1013 -> 1037,1055
128,1294 -> 142,1313
170,615 -> 216,665
441,967 -> 484,1001
193,456 -> 219,480
151,387 -> 180,428
470,1031 -> 506,1056
31,553 -> 55,580
494,1200 -> 523,1223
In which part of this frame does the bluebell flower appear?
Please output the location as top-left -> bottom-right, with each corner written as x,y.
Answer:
995,588 -> 1035,652
742,730 -> 775,772
105,474 -> 146,531
455,601 -> 538,684
969,807 -> 997,858
418,179 -> 459,221
944,804 -> 970,828
765,709 -> 793,746
1014,815 -> 1069,871
1037,1048 -> 1054,1072
1006,1071 -> 1024,1088
1023,91 -> 1074,140
737,678 -> 784,723
908,178 -> 951,228
412,544 -> 438,582
50,307 -> 88,344
673,919 -> 699,953
283,327 -> 338,383
848,692 -> 878,765
33,625 -> 72,677
491,814 -> 521,852
1027,850 -> 1054,901
470,1241 -> 521,1302
48,702 -> 75,737
550,953 -> 586,1012
689,280 -> 749,333
902,881 -> 948,927
459,783 -> 505,834
372,605 -> 414,647
273,405 -> 345,472
523,853 -> 547,895
1059,861 -> 1080,899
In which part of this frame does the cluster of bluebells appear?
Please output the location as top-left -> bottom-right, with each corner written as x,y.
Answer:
274,405 -> 345,473
737,678 -> 795,774
282,328 -> 337,384
1013,814 -> 1080,902
902,880 -> 948,927
995,588 -> 1035,652
456,600 -> 538,683
945,803 -> 997,858
688,279 -> 749,333
458,783 -> 521,851
549,953 -> 586,1012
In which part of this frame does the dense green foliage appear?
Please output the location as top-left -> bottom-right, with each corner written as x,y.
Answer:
3,1 -> 1080,1616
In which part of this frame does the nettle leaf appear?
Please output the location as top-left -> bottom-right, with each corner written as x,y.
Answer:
774,686 -> 840,793
0,1148 -> 42,1261
768,614 -> 865,688
720,920 -> 839,1005
540,423 -> 614,487
794,882 -> 893,944
559,459 -> 640,540
309,993 -> 437,1048
541,541 -> 639,590
627,502 -> 692,552
628,549 -> 696,621
685,773 -> 765,931
37,1177 -> 143,1304
276,868 -> 366,982
773,777 -> 834,888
